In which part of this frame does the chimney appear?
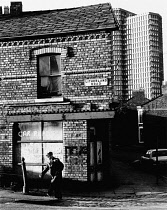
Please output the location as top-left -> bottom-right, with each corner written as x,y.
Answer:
0,6 -> 2,15
4,6 -> 9,14
162,82 -> 167,95
132,90 -> 145,99
10,2 -> 22,15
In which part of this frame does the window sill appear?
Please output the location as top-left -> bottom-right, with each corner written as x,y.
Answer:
35,97 -> 64,103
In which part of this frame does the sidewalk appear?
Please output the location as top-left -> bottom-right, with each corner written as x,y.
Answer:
1,179 -> 167,202
1,183 -> 167,210
1,159 -> 167,202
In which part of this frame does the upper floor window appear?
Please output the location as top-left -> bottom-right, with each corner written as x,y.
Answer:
138,109 -> 143,124
37,54 -> 61,98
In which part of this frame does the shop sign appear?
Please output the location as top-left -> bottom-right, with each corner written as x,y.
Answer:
84,78 -> 108,86
17,121 -> 62,141
18,130 -> 41,138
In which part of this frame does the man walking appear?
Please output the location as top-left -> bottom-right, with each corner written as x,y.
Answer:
40,152 -> 64,200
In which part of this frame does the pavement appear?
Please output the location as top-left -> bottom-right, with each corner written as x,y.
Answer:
1,181 -> 167,210
1,183 -> 167,210
1,159 -> 167,209
0,177 -> 167,200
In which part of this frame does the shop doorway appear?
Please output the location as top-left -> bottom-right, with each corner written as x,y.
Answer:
88,120 -> 110,182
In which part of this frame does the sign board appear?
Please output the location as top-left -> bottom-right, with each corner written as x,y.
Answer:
17,121 -> 62,141
84,78 -> 108,86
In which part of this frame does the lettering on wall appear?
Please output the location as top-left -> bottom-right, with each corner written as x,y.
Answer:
65,132 -> 86,139
8,104 -> 73,115
18,130 -> 52,138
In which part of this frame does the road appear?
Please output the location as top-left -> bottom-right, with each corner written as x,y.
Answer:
1,156 -> 167,209
1,193 -> 167,210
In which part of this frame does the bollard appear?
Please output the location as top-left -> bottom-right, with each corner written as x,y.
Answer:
21,157 -> 29,194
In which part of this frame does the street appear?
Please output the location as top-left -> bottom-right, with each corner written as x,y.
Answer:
1,156 -> 167,209
1,193 -> 167,209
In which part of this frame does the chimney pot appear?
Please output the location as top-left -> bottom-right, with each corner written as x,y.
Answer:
10,1 -> 22,15
4,6 -> 9,14
0,6 -> 2,15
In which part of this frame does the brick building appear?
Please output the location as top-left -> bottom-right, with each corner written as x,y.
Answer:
0,2 -> 118,184
114,86 -> 167,152
114,90 -> 149,147
142,85 -> 167,149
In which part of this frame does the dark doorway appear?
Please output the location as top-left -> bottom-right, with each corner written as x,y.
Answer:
88,120 -> 110,182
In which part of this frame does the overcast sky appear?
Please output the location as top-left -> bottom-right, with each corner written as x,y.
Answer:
1,0 -> 167,81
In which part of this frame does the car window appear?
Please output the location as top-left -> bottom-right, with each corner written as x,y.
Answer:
152,151 -> 167,157
158,151 -> 167,156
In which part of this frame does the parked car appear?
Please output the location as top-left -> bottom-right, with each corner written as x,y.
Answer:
141,149 -> 167,166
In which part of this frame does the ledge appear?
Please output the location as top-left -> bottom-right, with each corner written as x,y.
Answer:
7,110 -> 115,122
34,97 -> 64,103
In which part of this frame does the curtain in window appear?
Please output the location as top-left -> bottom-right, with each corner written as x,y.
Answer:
38,54 -> 61,97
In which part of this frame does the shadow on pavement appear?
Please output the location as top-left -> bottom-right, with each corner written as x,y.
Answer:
15,198 -> 74,206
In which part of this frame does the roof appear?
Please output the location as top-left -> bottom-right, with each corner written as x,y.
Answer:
124,91 -> 149,109
0,3 -> 118,41
126,96 -> 149,107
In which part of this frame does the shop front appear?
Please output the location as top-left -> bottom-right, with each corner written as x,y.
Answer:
7,104 -> 115,183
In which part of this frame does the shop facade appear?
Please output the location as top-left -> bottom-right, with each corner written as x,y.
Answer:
0,2 -> 118,183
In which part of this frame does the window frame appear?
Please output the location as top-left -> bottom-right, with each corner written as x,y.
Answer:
37,53 -> 62,99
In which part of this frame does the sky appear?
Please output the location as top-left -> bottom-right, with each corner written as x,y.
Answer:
1,0 -> 167,81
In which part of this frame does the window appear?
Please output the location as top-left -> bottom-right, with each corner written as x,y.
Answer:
13,121 -> 63,178
17,121 -> 63,142
138,109 -> 143,124
152,150 -> 167,157
139,127 -> 144,143
38,54 -> 61,98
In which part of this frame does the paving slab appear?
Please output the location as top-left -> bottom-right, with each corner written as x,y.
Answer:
135,191 -> 152,196
114,186 -> 135,194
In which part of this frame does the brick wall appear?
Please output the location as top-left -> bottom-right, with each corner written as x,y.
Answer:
0,31 -> 113,104
0,104 -> 13,173
0,31 -> 113,180
62,33 -> 113,103
63,120 -> 87,181
142,95 -> 167,148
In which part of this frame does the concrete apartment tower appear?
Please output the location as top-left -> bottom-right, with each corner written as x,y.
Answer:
113,9 -> 163,100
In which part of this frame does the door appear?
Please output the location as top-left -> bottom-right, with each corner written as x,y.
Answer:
89,127 -> 103,182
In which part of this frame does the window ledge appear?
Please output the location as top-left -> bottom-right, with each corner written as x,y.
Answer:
35,97 -> 64,103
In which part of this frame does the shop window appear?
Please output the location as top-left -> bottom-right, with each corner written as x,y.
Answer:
37,54 -> 61,98
17,121 -> 63,142
13,121 -> 63,178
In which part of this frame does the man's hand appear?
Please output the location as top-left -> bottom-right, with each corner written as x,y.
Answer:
51,176 -> 56,183
39,174 -> 43,178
